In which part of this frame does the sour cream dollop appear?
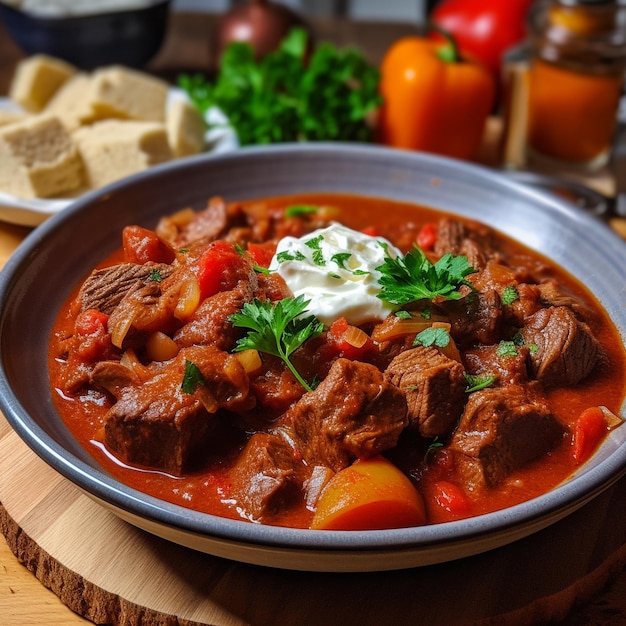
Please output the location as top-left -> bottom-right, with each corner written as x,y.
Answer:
268,223 -> 402,325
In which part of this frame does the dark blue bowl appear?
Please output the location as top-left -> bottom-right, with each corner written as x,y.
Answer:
0,1 -> 170,70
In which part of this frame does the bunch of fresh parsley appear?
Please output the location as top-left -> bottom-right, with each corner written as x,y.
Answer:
178,28 -> 382,146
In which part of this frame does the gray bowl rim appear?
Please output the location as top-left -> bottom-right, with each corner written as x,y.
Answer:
1,142 -> 625,557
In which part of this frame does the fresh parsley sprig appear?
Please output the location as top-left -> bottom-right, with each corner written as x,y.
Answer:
178,27 -> 381,146
229,296 -> 323,392
376,245 -> 477,306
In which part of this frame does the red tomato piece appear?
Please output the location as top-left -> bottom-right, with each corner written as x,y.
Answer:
195,241 -> 250,300
247,242 -> 277,268
74,309 -> 109,336
572,406 -> 608,465
432,480 -> 470,515
122,225 -> 176,265
417,223 -> 437,251
73,309 -> 113,362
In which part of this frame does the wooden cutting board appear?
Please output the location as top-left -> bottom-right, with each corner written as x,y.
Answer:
2,412 -> 626,626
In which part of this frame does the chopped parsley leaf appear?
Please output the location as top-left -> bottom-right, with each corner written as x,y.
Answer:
285,205 -> 319,218
497,341 -> 518,357
149,269 -> 163,283
182,360 -> 206,394
330,252 -> 352,269
464,372 -> 496,392
304,235 -> 324,266
414,326 -> 450,348
502,285 -> 520,305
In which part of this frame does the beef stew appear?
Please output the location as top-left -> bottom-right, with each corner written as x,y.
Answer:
49,193 -> 626,530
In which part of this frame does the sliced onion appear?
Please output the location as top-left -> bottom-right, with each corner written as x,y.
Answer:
110,311 -> 136,349
174,276 -> 201,321
343,324 -> 369,349
145,331 -> 179,362
119,349 -> 150,382
599,405 -> 625,430
196,386 -> 219,413
371,317 -> 432,342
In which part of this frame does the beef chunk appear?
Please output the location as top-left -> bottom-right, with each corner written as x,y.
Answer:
523,306 -> 600,386
459,238 -> 488,272
91,360 -> 142,397
104,345 -> 252,475
288,358 -> 408,472
537,281 -> 588,316
174,281 -> 255,351
161,196 -> 229,248
78,262 -> 174,315
435,289 -> 504,348
249,358 -> 306,417
449,382 -> 565,489
107,279 -> 180,347
229,432 -> 306,522
504,283 -> 543,327
384,346 -> 467,437
464,344 -> 530,386
434,218 -> 466,257
434,217 -> 494,269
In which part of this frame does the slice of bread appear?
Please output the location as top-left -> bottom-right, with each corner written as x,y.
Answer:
9,54 -> 77,113
44,73 -> 97,131
73,119 -> 173,189
0,113 -> 84,198
166,96 -> 206,158
85,65 -> 170,123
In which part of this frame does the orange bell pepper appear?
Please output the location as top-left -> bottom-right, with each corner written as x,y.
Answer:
377,30 -> 495,160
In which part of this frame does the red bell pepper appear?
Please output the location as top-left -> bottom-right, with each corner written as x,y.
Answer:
572,406 -> 608,465
429,0 -> 534,91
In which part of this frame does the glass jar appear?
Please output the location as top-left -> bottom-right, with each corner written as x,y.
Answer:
503,0 -> 626,171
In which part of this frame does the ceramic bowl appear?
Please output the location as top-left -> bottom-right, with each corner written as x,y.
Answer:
1,143 -> 625,572
0,0 -> 170,69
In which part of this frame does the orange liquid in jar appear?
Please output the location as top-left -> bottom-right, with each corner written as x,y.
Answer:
527,58 -> 623,164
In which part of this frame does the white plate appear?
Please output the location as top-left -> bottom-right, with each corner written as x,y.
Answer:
0,93 -> 238,227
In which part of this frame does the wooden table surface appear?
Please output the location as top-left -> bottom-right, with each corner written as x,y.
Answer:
1,9 -> 626,625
